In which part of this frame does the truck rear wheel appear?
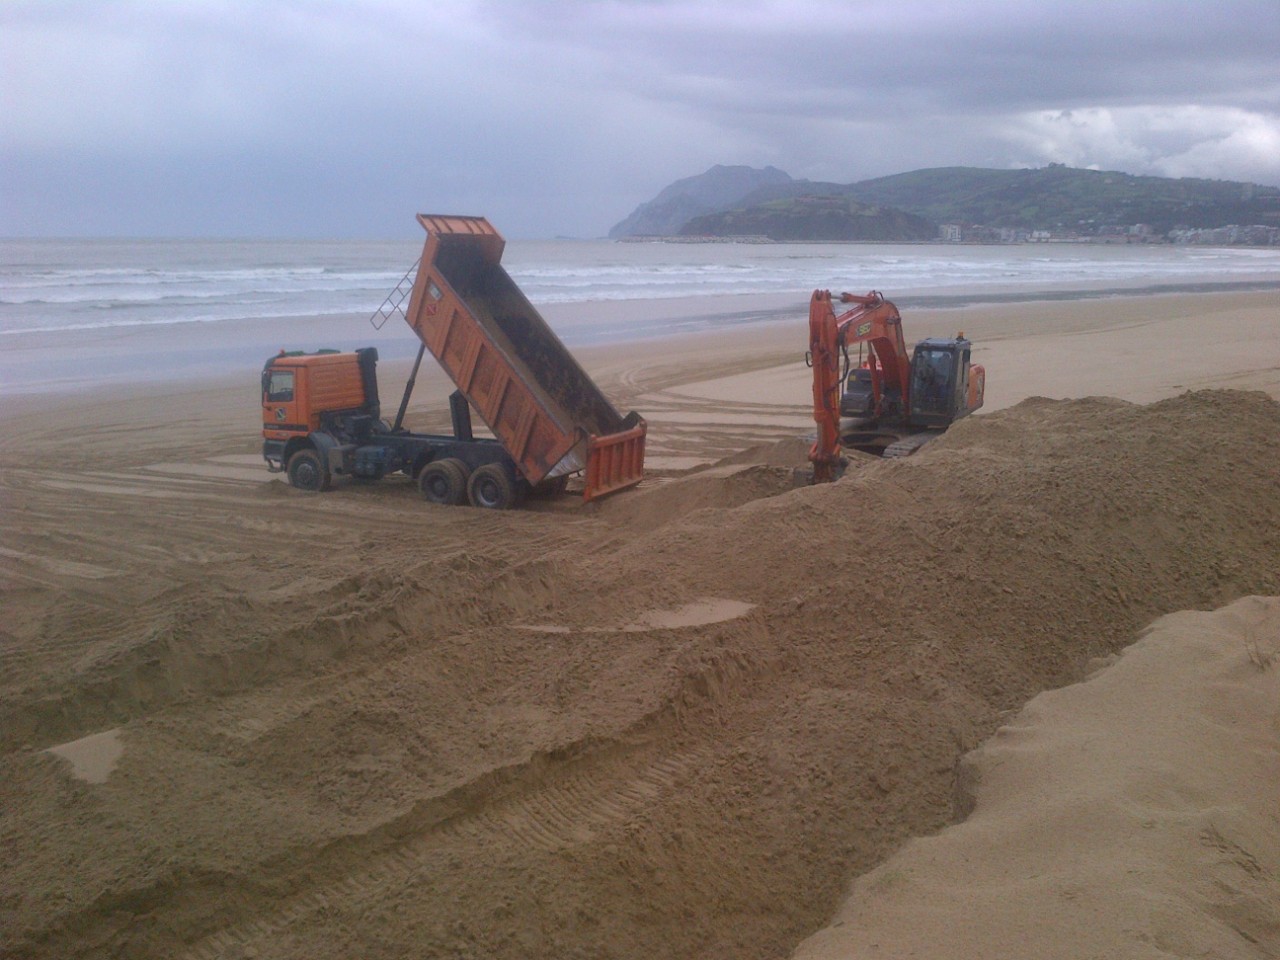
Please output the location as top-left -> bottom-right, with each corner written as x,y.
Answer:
467,463 -> 519,510
287,449 -> 330,492
419,458 -> 469,505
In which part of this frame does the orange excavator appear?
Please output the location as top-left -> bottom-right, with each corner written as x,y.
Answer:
807,290 -> 985,481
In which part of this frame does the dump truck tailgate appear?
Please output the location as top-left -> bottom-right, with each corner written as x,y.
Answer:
404,214 -> 645,500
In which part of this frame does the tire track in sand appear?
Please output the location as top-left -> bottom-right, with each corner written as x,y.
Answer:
180,745 -> 707,960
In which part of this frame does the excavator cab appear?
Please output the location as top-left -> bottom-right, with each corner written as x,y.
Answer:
908,337 -> 975,427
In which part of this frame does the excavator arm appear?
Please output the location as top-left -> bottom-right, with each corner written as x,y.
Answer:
808,290 -> 910,482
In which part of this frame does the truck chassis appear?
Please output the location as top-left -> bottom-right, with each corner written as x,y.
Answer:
263,347 -> 534,510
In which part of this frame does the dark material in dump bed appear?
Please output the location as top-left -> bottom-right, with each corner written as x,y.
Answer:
404,214 -> 645,500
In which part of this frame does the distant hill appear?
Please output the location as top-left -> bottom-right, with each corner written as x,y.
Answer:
680,195 -> 936,242
610,164 -> 1280,239
839,165 -> 1280,234
607,165 -> 792,238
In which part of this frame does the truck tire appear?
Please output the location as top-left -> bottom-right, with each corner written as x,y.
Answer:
467,463 -> 519,510
287,448 -> 330,492
418,458 -> 468,506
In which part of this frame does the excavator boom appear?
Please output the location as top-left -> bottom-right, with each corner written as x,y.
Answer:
808,290 -> 909,482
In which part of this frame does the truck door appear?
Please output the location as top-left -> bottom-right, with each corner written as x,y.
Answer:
262,365 -> 306,436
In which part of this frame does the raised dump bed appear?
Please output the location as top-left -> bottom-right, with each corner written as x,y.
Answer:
403,214 -> 645,501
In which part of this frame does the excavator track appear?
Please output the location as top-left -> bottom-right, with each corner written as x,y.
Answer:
882,432 -> 938,458
838,422 -> 938,459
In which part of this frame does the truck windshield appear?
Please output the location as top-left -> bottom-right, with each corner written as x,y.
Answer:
266,370 -> 295,402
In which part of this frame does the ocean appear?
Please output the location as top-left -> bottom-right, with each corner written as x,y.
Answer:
3,237 -> 1280,394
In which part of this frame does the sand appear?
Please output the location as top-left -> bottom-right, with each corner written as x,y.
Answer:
794,595 -> 1280,960
2,289 -> 1279,959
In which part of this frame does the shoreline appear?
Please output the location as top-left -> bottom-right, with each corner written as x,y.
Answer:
3,282 -> 1278,402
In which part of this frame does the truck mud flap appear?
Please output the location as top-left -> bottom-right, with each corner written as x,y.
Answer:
583,420 -> 647,502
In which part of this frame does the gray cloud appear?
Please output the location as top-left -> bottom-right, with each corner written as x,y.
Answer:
3,0 -> 1278,237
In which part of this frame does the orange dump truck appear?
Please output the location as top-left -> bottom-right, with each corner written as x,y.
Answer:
261,214 -> 646,508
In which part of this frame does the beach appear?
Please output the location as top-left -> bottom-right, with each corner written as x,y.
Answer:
2,284 -> 1279,959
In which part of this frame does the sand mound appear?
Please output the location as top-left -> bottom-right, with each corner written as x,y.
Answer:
3,388 -> 1279,959
595,462 -> 797,530
794,594 -> 1280,960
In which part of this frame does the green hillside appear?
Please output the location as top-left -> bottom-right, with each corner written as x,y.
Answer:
612,164 -> 1280,239
841,165 -> 1280,233
680,195 -> 935,241
608,165 -> 792,238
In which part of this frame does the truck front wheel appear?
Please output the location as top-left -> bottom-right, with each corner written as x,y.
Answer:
287,449 -> 331,492
467,463 -> 519,510
419,458 -> 469,505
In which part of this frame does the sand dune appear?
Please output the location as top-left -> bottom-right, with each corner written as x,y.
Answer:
1,290 -> 1278,959
794,596 -> 1280,960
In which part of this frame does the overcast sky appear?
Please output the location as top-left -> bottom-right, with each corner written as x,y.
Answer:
3,0 -> 1279,238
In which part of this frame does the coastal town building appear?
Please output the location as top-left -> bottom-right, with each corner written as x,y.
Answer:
939,221 -> 1278,246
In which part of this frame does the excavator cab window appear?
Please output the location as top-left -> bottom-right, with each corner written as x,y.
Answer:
911,348 -> 954,414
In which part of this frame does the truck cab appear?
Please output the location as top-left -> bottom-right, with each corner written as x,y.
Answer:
261,348 -> 380,478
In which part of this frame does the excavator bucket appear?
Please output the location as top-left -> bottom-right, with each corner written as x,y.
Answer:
403,214 -> 646,501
